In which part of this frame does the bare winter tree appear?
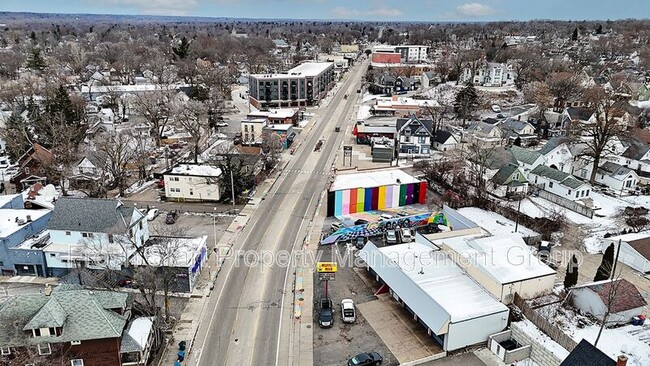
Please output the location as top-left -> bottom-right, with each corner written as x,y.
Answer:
94,131 -> 136,196
572,86 -> 628,184
523,81 -> 554,120
465,143 -> 497,203
173,99 -> 210,164
421,101 -> 453,136
547,72 -> 583,111
133,90 -> 174,147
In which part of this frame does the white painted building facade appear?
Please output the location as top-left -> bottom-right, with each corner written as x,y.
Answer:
163,164 -> 222,202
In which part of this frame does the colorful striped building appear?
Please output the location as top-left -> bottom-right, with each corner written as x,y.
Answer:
326,169 -> 427,217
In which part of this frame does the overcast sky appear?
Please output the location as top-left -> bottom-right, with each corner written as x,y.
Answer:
0,0 -> 647,21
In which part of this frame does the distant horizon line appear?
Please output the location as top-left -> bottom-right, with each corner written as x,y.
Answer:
0,10 -> 647,24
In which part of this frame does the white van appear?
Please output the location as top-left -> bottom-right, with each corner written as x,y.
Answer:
378,213 -> 394,221
341,299 -> 356,323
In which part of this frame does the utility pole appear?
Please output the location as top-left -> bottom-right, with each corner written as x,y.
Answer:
514,198 -> 522,233
230,168 -> 236,212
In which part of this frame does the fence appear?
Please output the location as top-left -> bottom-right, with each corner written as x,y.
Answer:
513,293 -> 578,353
535,189 -> 594,219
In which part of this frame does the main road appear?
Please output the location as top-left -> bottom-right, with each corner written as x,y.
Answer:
191,59 -> 368,365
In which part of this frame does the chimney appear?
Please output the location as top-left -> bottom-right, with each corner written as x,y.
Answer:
617,356 -> 628,366
44,284 -> 52,296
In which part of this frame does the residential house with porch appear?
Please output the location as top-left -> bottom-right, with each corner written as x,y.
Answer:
9,144 -> 54,193
561,107 -> 596,136
594,161 -> 639,195
529,165 -> 591,201
395,114 -> 434,157
498,118 -> 538,146
465,121 -> 503,148
488,164 -> 528,198
0,284 -> 155,366
508,146 -> 545,180
42,198 -> 149,277
459,61 -> 516,87
69,155 -> 112,194
616,141 -> 650,183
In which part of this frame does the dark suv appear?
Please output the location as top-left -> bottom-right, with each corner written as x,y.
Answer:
318,297 -> 334,328
165,210 -> 178,224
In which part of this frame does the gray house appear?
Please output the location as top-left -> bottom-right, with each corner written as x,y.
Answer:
396,115 -> 434,157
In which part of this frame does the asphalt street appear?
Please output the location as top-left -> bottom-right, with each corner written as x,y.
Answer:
190,60 -> 367,366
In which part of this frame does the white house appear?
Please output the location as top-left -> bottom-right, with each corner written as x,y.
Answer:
498,118 -> 538,146
241,118 -> 267,145
617,142 -> 650,183
465,122 -> 503,148
529,165 -> 591,201
440,234 -> 556,304
396,114 -> 434,157
603,233 -> 650,274
570,279 -> 647,324
69,155 -> 111,191
537,137 -> 574,173
421,71 -> 440,88
43,198 -> 149,277
595,161 -> 638,195
163,163 -> 221,202
433,130 -> 458,152
460,62 -> 516,87
358,237 -> 509,351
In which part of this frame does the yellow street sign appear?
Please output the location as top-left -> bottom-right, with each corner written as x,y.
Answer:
317,262 -> 338,273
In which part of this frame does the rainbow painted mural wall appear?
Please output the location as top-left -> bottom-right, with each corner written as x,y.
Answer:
326,181 -> 427,217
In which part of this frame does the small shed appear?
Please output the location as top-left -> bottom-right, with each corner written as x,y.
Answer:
570,278 -> 647,324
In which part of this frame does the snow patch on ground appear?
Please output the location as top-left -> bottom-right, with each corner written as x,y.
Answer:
457,207 -> 539,237
515,319 -> 570,360
124,179 -> 157,196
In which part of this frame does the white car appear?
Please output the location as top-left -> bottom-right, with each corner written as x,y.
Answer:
491,104 -> 502,113
341,299 -> 356,323
216,122 -> 229,127
146,208 -> 160,221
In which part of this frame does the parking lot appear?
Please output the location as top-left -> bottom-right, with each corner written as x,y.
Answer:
313,240 -> 398,366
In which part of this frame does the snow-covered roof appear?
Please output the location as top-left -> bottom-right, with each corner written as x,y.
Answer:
330,169 -> 420,191
120,317 -> 154,353
288,62 -> 333,77
248,108 -> 298,119
0,209 -> 50,239
265,124 -> 292,131
358,240 -> 508,333
80,84 -> 190,94
167,164 -> 222,178
130,236 -> 207,267
441,234 -> 556,284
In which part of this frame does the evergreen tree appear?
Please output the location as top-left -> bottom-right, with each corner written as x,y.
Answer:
26,48 -> 46,71
563,254 -> 579,289
596,24 -> 603,34
571,27 -> 579,41
30,31 -> 36,42
172,36 -> 191,59
594,243 -> 615,281
453,82 -> 479,127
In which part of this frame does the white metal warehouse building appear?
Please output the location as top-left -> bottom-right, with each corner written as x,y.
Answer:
358,238 -> 509,351
440,234 -> 557,304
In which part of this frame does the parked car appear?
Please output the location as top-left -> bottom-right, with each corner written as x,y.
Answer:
146,208 -> 160,221
348,352 -> 383,366
385,230 -> 397,244
378,213 -> 394,221
354,219 -> 369,226
399,228 -> 413,243
216,122 -> 229,127
335,126 -> 341,132
157,179 -> 165,188
397,211 -> 410,217
355,236 -> 367,249
341,299 -> 356,323
491,104 -> 502,113
165,210 -> 178,224
318,297 -> 334,328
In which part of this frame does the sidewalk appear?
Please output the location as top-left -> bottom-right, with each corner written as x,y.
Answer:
158,157 -> 289,366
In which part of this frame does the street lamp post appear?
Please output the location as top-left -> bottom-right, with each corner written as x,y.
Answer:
230,169 -> 236,212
